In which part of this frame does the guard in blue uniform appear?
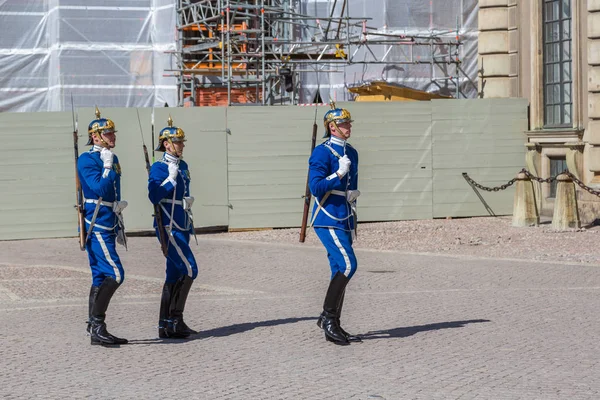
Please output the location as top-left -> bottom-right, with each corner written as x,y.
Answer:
78,107 -> 128,346
148,116 -> 198,339
309,104 -> 362,345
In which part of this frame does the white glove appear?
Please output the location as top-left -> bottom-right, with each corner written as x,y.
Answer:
336,155 -> 351,178
100,148 -> 114,169
167,162 -> 179,181
346,190 -> 361,203
183,196 -> 194,211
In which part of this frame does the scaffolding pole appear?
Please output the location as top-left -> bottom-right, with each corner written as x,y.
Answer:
171,0 -> 466,106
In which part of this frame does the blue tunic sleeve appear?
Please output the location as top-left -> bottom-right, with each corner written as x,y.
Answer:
148,162 -> 176,205
308,145 -> 345,198
77,152 -> 118,199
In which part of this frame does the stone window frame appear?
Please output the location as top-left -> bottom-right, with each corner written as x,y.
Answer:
548,156 -> 568,197
541,0 -> 573,128
540,147 -> 568,203
530,0 -> 583,131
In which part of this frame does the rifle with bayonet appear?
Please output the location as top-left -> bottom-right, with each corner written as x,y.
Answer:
299,105 -> 319,243
137,109 -> 169,257
71,95 -> 86,251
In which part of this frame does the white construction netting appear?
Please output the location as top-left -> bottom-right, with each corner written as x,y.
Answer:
0,0 -> 478,111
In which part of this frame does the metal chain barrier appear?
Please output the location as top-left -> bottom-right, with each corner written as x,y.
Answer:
521,169 -> 554,184
461,171 -> 521,192
463,169 -> 600,199
564,171 -> 600,198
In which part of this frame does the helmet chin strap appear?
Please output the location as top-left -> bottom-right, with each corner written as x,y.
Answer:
94,131 -> 111,148
166,138 -> 182,158
330,121 -> 349,139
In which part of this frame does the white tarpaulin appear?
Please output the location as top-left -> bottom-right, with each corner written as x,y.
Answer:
299,0 -> 479,103
0,0 -> 478,112
0,0 -> 178,112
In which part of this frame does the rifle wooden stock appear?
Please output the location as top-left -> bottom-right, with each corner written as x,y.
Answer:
143,144 -> 169,257
299,122 -> 318,242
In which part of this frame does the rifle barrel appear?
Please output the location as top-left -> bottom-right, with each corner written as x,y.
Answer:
299,122 -> 318,242
71,94 -> 86,251
137,109 -> 169,257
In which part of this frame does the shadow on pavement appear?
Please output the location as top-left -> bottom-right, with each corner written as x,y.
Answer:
359,319 -> 490,340
195,316 -> 317,339
127,316 -> 317,344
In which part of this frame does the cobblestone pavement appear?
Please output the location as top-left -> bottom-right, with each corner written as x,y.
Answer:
1,235 -> 599,399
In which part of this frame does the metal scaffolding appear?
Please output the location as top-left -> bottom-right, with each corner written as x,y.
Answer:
168,0 -> 469,106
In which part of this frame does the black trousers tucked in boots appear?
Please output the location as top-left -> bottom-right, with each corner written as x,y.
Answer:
158,276 -> 197,339
337,290 -> 362,342
158,281 -> 177,338
86,285 -> 99,334
320,272 -> 350,345
317,273 -> 362,343
89,277 -> 128,345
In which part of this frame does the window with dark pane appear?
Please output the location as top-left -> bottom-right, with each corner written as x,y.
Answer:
542,0 -> 572,127
549,157 -> 568,198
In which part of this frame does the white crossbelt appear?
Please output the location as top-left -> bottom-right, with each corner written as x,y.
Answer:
84,219 -> 118,231
160,199 -> 183,206
158,199 -> 194,232
85,199 -> 114,207
309,190 -> 353,227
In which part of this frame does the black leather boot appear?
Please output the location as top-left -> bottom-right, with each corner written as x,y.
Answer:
90,277 -> 128,345
165,276 -> 196,338
321,272 -> 349,345
90,316 -> 116,345
87,285 -> 99,335
316,311 -> 325,329
337,290 -> 362,342
158,282 -> 176,339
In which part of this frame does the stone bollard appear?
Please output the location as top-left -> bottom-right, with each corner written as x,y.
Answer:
512,172 -> 539,227
552,173 -> 580,230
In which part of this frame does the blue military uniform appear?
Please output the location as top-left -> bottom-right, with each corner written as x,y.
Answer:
148,153 -> 197,283
148,116 -> 198,339
77,107 -> 128,346
309,136 -> 359,279
309,105 -> 362,345
78,146 -> 125,287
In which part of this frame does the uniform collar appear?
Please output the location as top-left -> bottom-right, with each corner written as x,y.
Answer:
329,136 -> 346,146
90,145 -> 103,152
163,152 -> 180,164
